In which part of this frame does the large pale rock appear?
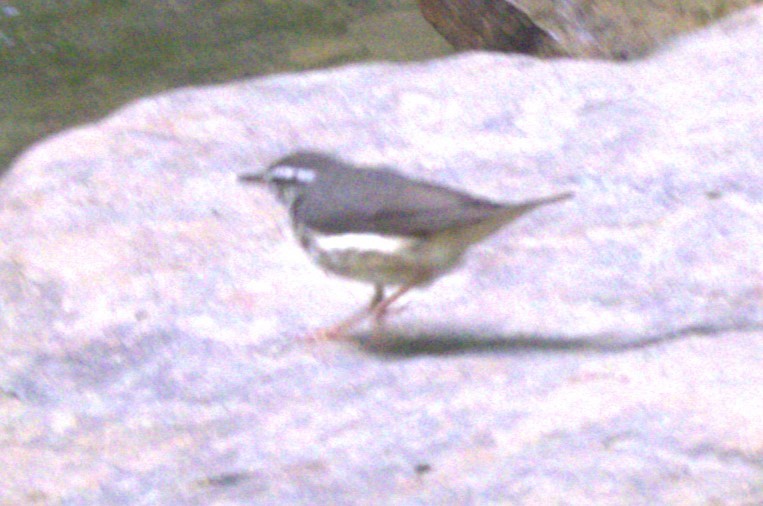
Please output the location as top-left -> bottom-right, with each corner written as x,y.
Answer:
1,6 -> 762,504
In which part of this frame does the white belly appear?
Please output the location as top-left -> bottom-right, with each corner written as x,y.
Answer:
304,231 -> 465,286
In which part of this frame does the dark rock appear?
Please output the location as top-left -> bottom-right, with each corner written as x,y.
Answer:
418,0 -> 759,59
418,0 -> 565,55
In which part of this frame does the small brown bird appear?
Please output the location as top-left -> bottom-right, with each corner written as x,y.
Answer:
240,152 -> 572,339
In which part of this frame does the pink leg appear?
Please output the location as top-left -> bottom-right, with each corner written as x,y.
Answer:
303,284 -> 386,342
369,283 -> 415,336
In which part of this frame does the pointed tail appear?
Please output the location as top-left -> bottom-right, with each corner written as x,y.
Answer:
515,191 -> 574,214
452,190 -> 574,246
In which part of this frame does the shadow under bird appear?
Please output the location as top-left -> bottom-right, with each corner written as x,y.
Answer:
239,152 -> 573,340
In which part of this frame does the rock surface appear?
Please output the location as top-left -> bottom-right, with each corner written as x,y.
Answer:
2,6 -> 763,504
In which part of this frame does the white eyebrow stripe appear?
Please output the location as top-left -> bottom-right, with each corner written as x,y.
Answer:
271,165 -> 316,183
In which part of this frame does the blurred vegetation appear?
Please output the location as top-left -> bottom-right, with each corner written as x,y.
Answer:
0,0 -> 448,174
526,0 -> 761,59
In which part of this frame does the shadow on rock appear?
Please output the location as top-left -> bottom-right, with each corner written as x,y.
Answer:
350,324 -> 728,358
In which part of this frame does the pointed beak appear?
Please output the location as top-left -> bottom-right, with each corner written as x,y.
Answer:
238,172 -> 267,184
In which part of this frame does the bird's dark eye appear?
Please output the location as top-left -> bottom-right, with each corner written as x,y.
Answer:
268,165 -> 316,185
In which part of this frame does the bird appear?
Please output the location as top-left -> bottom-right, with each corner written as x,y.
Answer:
239,151 -> 572,340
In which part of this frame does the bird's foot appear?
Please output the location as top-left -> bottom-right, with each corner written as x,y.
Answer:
301,305 -> 372,343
